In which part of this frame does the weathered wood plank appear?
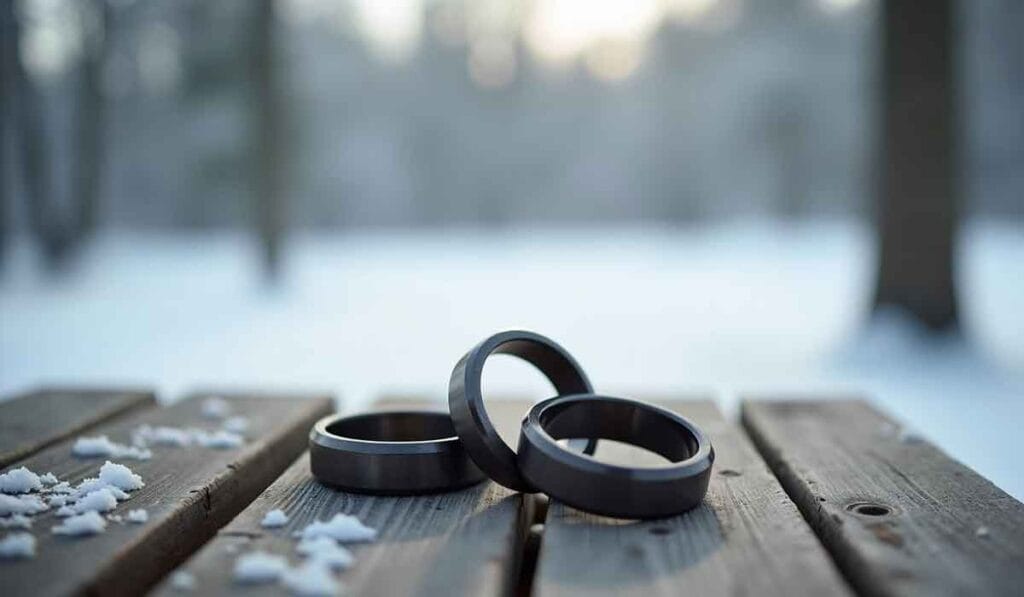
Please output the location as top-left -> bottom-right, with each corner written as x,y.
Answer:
0,392 -> 332,596
741,399 -> 1024,597
532,400 -> 852,597
155,398 -> 535,596
0,387 -> 155,468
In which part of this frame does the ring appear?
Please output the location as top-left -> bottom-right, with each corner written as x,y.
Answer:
309,411 -> 487,495
517,394 -> 714,519
449,330 -> 596,492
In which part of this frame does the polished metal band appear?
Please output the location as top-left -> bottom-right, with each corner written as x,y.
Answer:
448,330 -> 595,492
517,394 -> 714,519
310,411 -> 486,495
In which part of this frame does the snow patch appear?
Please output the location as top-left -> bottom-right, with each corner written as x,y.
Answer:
127,509 -> 149,523
73,436 -> 152,460
261,509 -> 289,528
202,397 -> 230,420
223,416 -> 249,434
53,511 -> 107,536
99,461 -> 145,491
132,425 -> 245,450
296,513 -> 377,543
48,494 -> 69,508
48,481 -> 73,494
56,506 -> 75,517
0,532 -> 36,559
233,551 -> 289,584
195,430 -> 245,449
0,466 -> 43,493
296,537 -> 354,570
170,571 -> 196,591
281,560 -> 341,596
0,494 -> 48,516
40,472 -> 59,486
74,478 -> 129,501
0,514 -> 32,529
73,488 -> 119,514
133,425 -> 193,447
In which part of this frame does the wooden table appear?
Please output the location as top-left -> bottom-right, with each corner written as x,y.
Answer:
0,388 -> 1021,596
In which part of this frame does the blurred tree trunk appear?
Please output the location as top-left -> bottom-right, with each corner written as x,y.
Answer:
874,0 -> 959,330
0,0 -> 13,258
252,0 -> 284,279
13,0 -> 109,267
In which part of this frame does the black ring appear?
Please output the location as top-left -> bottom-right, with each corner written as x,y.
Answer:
517,394 -> 714,519
449,330 -> 596,492
309,411 -> 487,495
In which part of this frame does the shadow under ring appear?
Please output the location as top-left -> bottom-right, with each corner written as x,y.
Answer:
448,330 -> 597,493
517,394 -> 714,519
310,411 -> 487,495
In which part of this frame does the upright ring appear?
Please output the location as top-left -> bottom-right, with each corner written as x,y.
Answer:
449,330 -> 595,492
310,411 -> 487,495
517,394 -> 714,519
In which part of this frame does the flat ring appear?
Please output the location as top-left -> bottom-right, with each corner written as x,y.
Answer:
449,330 -> 595,492
309,411 -> 487,495
517,394 -> 714,519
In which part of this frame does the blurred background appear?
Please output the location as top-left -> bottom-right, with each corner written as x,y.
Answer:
0,1 -> 1021,497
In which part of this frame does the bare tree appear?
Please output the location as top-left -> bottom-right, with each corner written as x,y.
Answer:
874,0 -> 959,330
251,0 -> 284,279
0,0 -> 13,258
12,0 -> 110,267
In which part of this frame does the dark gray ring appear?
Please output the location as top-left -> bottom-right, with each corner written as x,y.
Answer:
449,330 -> 596,492
309,411 -> 487,495
517,394 -> 714,519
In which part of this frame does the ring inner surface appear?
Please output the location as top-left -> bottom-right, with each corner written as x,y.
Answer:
493,340 -> 590,393
539,401 -> 698,462
326,412 -> 456,442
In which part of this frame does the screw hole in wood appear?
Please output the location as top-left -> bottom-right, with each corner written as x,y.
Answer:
846,502 -> 893,517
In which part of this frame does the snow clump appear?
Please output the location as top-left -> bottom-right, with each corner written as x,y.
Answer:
233,551 -> 289,584
73,488 -> 119,514
72,436 -> 151,460
52,511 -> 107,536
0,514 -> 32,529
296,537 -> 354,570
0,467 -> 43,493
296,513 -> 377,543
261,509 -> 289,528
127,509 -> 149,523
98,461 -> 145,491
201,397 -> 230,420
0,532 -> 36,559
0,494 -> 48,516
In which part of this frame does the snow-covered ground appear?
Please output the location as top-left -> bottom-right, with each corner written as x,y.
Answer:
1,219 -> 1021,499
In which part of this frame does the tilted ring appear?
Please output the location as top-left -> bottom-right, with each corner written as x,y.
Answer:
449,330 -> 596,492
517,394 -> 714,519
310,411 -> 487,495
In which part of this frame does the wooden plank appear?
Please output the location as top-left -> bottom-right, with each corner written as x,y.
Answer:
532,400 -> 852,597
154,398 -> 535,597
0,392 -> 332,596
741,399 -> 1024,597
0,387 -> 155,468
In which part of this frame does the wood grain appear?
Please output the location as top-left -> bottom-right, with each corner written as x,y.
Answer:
0,392 -> 332,596
155,398 -> 536,597
532,400 -> 852,597
0,387 -> 155,468
741,399 -> 1024,597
